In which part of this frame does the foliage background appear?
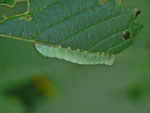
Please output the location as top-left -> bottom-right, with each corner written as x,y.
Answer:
0,0 -> 150,113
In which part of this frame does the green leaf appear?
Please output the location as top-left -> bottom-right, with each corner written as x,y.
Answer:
0,0 -> 143,65
0,0 -> 15,6
0,0 -> 26,7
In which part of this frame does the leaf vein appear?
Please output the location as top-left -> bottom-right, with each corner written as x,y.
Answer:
58,10 -> 129,44
33,4 -> 100,39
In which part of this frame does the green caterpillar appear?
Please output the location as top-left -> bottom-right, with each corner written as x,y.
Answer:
36,44 -> 116,65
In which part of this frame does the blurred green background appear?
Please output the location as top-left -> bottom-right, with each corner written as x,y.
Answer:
0,0 -> 150,113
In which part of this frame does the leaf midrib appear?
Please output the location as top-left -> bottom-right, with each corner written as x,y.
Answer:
32,4 -> 101,39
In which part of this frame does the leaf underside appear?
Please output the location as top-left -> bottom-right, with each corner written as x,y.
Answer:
0,0 -> 143,65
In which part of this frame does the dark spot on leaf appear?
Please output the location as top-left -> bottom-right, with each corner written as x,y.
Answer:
26,15 -> 30,19
136,10 -> 141,16
25,15 -> 32,21
122,31 -> 131,40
